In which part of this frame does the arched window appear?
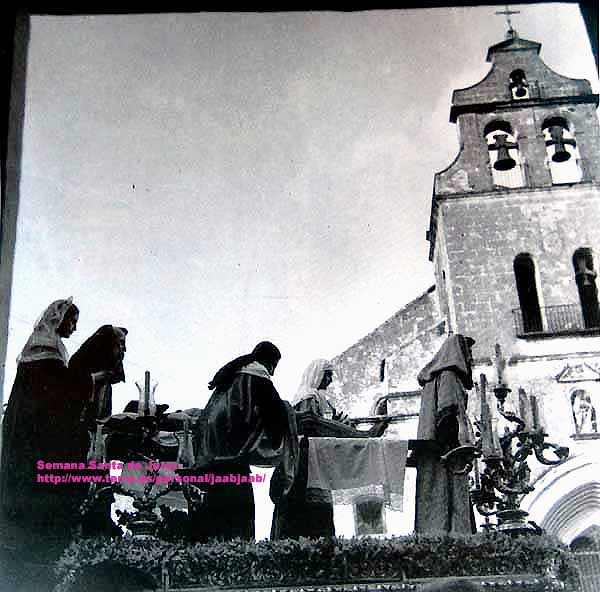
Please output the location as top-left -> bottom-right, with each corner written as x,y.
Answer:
543,117 -> 582,184
514,253 -> 543,333
573,248 -> 600,328
509,69 -> 529,100
484,121 -> 524,188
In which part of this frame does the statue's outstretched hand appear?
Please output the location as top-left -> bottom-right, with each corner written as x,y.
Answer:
331,408 -> 352,425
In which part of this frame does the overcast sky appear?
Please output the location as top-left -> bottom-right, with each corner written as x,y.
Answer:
4,4 -> 599,413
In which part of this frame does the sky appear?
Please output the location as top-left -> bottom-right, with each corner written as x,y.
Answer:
3,4 -> 599,415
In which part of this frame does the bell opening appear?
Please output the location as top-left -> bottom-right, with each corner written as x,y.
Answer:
514,86 -> 527,98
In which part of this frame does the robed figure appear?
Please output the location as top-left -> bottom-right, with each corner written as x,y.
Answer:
414,334 -> 476,534
69,324 -> 128,536
270,358 -> 337,539
191,341 -> 289,542
0,299 -> 83,536
0,297 -> 127,538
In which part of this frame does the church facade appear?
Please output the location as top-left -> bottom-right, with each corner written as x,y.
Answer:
330,29 -> 600,545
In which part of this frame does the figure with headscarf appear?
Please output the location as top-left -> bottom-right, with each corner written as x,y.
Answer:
414,334 -> 477,535
190,341 -> 287,542
0,298 -> 81,534
0,299 -> 127,537
270,358 -> 340,540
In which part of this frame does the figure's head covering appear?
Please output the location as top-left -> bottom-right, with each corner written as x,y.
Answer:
417,334 -> 475,389
292,358 -> 333,406
17,298 -> 77,366
69,325 -> 128,383
208,341 -> 281,391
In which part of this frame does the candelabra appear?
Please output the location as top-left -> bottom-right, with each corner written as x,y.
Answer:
471,360 -> 570,534
79,412 -> 204,537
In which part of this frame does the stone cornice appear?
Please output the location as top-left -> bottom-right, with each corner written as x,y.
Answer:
165,574 -> 561,591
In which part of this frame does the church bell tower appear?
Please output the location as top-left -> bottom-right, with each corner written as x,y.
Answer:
427,27 -> 600,360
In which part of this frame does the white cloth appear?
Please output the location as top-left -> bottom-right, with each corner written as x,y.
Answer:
238,361 -> 272,380
17,298 -> 74,365
307,437 -> 408,510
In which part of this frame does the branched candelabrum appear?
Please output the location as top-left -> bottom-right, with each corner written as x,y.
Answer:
80,415 -> 204,537
471,370 -> 569,535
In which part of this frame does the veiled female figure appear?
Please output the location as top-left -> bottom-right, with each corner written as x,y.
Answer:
0,298 -> 83,533
270,358 -> 336,540
191,341 -> 287,542
414,333 -> 477,535
0,299 -> 127,537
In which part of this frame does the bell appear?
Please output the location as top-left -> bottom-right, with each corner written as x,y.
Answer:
582,272 -> 596,288
494,145 -> 516,171
552,146 -> 571,163
514,85 -> 528,98
510,71 -> 528,99
578,270 -> 597,288
489,133 -> 518,171
546,125 -> 576,162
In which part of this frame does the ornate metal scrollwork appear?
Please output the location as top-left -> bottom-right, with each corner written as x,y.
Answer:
470,351 -> 569,534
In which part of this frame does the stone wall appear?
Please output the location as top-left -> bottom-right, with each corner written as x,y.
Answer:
433,183 -> 600,362
330,286 -> 446,418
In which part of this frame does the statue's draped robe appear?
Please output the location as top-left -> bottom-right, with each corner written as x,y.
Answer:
0,359 -> 91,534
191,362 -> 288,542
414,334 -> 476,535
270,358 -> 336,540
270,396 -> 336,540
68,325 -> 127,536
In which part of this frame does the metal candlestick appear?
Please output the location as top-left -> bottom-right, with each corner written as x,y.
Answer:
79,418 -> 205,538
471,362 -> 569,534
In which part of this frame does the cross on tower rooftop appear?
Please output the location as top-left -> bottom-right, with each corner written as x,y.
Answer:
495,5 -> 520,39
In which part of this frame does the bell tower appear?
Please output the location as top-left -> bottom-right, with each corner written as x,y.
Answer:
426,27 -> 600,360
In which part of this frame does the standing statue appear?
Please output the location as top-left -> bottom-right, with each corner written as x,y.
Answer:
271,358 -> 339,539
0,297 -> 127,539
414,334 -> 477,534
69,324 -> 128,536
0,298 -> 81,536
191,341 -> 288,542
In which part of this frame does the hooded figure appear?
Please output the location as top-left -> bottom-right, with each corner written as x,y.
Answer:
190,341 -> 288,542
270,358 -> 337,540
414,334 -> 477,535
69,324 -> 128,423
68,325 -> 128,537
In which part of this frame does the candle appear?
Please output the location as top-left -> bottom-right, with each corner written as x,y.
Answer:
473,458 -> 481,489
537,395 -> 546,432
479,374 -> 496,458
518,388 -> 531,430
530,396 -> 539,430
177,419 -> 194,468
490,418 -> 503,458
136,381 -> 144,416
144,371 -> 151,416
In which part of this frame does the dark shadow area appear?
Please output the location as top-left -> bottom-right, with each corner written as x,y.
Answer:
1,11 -> 28,405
